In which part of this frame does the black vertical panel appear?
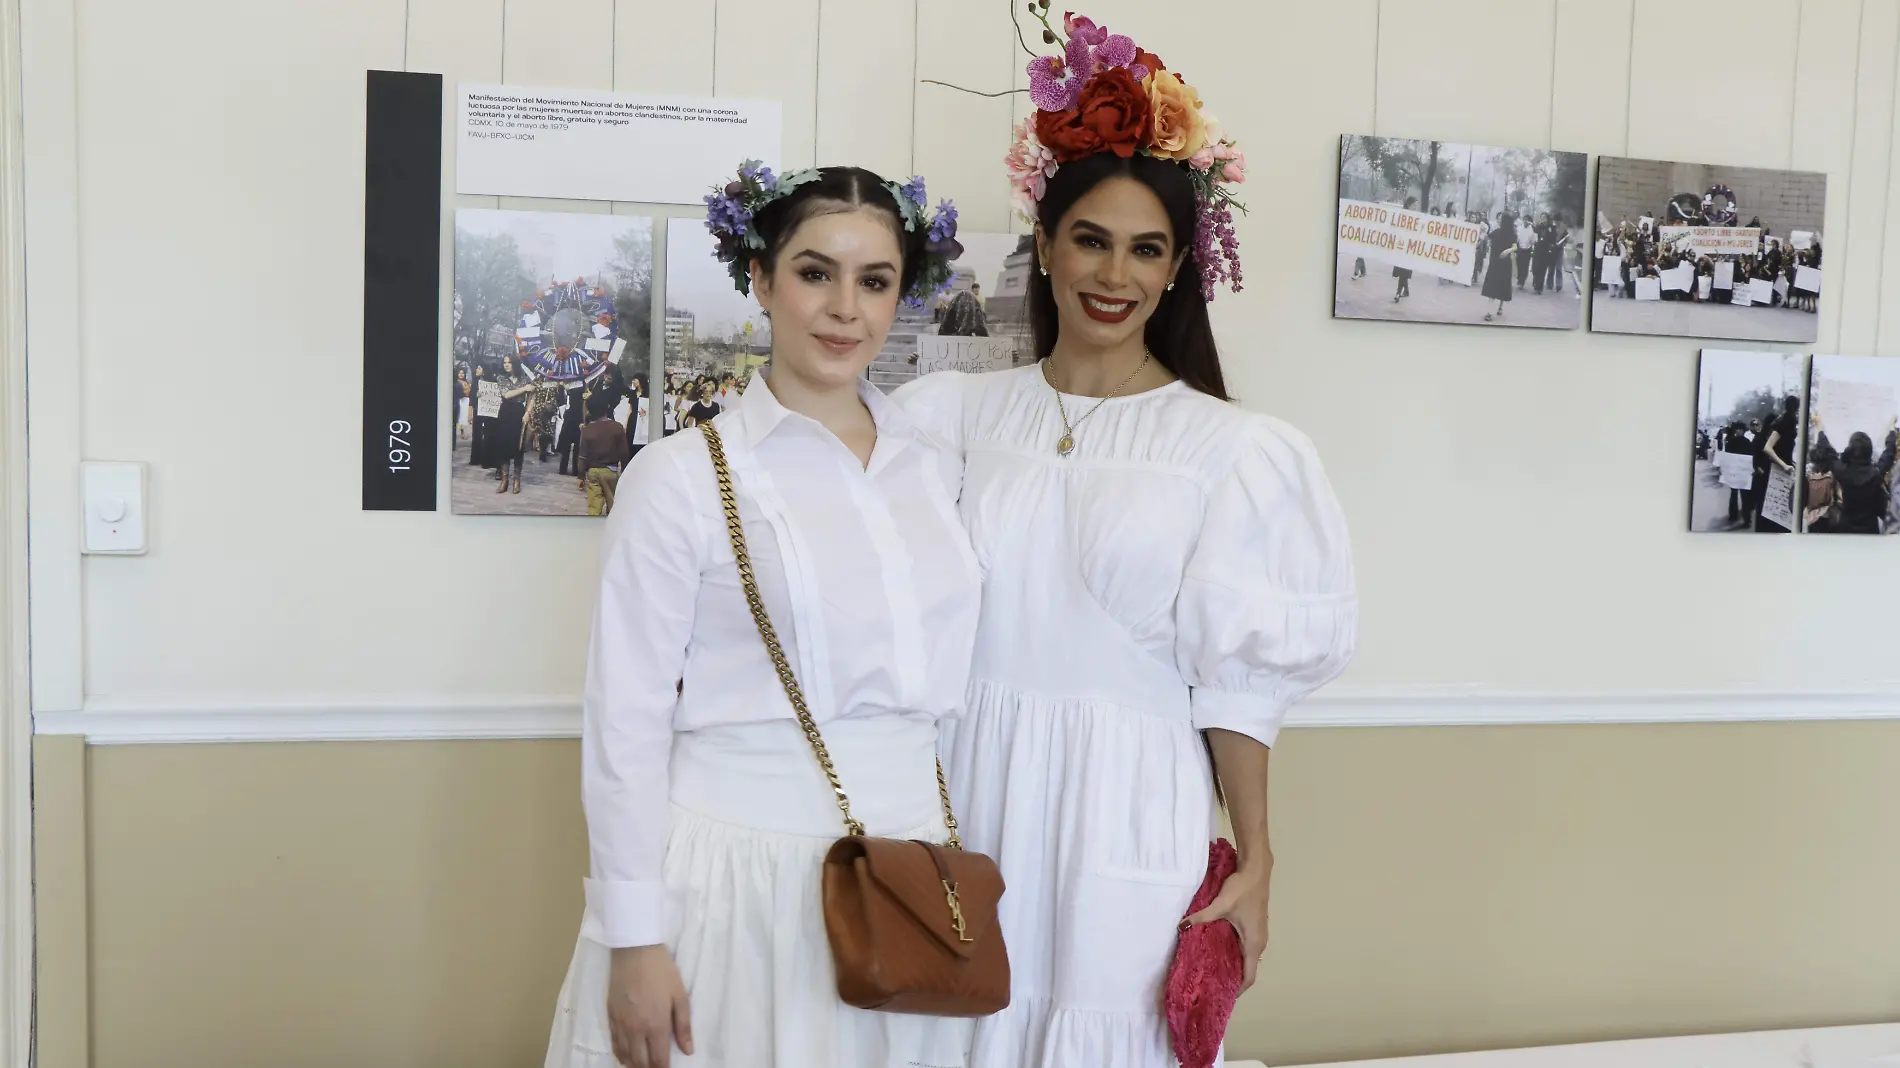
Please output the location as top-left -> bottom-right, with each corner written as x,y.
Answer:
362,70 -> 443,511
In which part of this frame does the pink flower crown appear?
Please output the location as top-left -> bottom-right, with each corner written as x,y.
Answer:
1005,5 -> 1246,299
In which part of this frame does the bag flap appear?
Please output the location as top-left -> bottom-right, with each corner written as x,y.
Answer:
849,839 -> 1005,958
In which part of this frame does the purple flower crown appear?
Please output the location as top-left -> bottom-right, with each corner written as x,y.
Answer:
704,161 -> 963,309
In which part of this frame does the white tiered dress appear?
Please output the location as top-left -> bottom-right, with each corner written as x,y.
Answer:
895,365 -> 1358,1068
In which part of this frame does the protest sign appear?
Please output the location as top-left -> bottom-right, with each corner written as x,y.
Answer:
1658,225 -> 1762,256
1336,199 -> 1482,284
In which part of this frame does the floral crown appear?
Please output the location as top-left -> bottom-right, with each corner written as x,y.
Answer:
704,160 -> 964,309
1003,5 -> 1246,299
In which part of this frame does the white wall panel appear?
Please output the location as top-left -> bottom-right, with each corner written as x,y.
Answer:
408,0 -> 504,81
1790,0 -> 1863,353
1550,0 -> 1635,154
1836,0 -> 1896,356
613,0 -> 715,95
913,0 -> 1017,233
715,0 -> 820,170
1628,0 -> 1801,166
814,0 -> 914,179
501,0 -> 614,88
1374,0 -> 1558,149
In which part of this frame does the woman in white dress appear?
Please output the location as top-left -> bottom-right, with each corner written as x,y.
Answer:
545,163 -> 978,1068
897,18 -> 1357,1066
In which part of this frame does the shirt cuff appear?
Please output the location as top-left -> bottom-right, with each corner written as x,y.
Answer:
1191,687 -> 1289,749
581,877 -> 669,949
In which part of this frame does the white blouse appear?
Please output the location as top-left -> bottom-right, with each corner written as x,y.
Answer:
895,365 -> 1356,744
580,372 -> 980,948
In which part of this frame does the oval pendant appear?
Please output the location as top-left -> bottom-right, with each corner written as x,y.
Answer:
1057,433 -> 1075,457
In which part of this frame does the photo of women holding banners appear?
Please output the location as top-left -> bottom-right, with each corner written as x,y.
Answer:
1591,157 -> 1826,344
1803,355 -> 1900,534
1689,349 -> 1804,534
1334,134 -> 1587,328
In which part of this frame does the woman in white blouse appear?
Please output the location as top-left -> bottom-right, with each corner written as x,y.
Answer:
896,154 -> 1358,1063
545,166 -> 980,1068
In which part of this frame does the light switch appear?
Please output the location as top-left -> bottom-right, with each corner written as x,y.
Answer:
81,461 -> 146,555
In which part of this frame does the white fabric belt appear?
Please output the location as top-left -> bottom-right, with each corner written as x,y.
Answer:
670,716 -> 945,839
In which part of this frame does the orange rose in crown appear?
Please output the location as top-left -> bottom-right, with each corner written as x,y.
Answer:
1035,66 -> 1153,162
1146,71 -> 1206,162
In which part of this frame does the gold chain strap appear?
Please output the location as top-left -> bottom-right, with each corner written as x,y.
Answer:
702,423 -> 963,850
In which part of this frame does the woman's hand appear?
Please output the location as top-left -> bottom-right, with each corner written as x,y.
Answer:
606,945 -> 693,1067
1182,857 -> 1273,993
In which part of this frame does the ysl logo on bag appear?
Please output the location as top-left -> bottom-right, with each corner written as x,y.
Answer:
943,880 -> 971,943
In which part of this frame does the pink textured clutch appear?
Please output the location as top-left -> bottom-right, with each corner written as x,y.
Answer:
1164,838 -> 1244,1068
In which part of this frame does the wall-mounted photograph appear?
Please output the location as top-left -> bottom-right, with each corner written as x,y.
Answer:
661,224 -> 770,434
1591,157 -> 1826,344
1803,354 -> 1900,534
452,209 -> 654,517
1691,349 -> 1804,534
865,232 -> 1034,393
1334,135 -> 1588,329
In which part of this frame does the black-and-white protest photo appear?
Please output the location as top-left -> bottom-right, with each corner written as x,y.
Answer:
1690,349 -> 1804,534
865,232 -> 1033,393
1591,158 -> 1826,344
452,209 -> 654,517
1334,135 -> 1588,329
1802,354 -> 1900,535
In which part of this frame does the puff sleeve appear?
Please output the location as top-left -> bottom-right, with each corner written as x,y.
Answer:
1175,415 -> 1357,748
892,372 -> 969,461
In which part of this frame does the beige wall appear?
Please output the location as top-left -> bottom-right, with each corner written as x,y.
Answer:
32,721 -> 1900,1068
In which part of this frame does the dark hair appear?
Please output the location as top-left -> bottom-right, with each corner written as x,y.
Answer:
747,166 -> 928,297
1844,431 -> 1875,466
586,391 -> 617,419
1030,153 -> 1228,400
1783,395 -> 1800,414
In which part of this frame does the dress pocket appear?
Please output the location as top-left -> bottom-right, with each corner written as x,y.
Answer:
1053,863 -> 1200,1014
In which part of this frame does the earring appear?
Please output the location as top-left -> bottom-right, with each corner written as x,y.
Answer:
1039,266 -> 1049,277
1166,282 -> 1175,291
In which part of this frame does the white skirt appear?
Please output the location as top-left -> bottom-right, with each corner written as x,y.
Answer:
545,717 -> 975,1068
942,680 -> 1217,1068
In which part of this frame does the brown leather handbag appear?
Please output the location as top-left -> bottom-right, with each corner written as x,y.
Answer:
702,423 -> 1010,1017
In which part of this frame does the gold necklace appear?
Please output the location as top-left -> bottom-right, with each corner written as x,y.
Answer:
1043,351 -> 1152,457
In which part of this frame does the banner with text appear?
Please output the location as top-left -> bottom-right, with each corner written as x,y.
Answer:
458,85 -> 780,204
1812,376 -> 1895,451
1336,199 -> 1481,285
918,336 -> 1017,376
1761,464 -> 1796,530
1658,225 -> 1762,257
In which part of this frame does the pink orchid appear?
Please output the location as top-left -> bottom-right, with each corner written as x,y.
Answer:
1027,54 -> 1084,112
1064,12 -> 1102,41
1063,34 -> 1097,81
1095,33 -> 1138,70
